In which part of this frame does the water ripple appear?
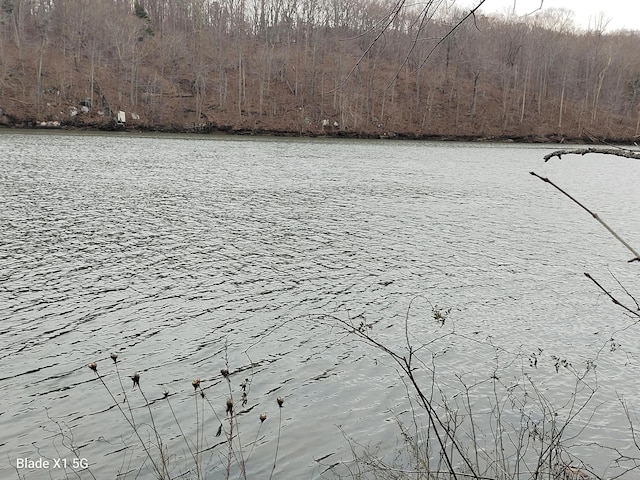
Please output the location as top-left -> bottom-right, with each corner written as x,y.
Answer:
1,133 -> 639,478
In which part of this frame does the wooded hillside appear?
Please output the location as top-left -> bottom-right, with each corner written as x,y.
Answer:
2,0 -> 640,140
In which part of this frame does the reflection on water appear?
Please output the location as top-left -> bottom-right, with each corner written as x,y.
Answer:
1,132 -> 640,478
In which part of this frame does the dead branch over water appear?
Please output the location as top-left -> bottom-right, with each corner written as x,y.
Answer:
529,171 -> 640,262
544,147 -> 640,162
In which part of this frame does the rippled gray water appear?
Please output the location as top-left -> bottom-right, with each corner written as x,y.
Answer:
1,131 -> 640,479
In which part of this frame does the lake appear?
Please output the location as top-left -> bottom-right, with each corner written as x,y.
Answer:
1,131 -> 640,479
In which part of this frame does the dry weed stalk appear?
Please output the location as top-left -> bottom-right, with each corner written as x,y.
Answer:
83,348 -> 283,480
315,299 -> 608,480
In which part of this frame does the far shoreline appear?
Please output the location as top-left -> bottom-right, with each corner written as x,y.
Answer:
2,121 -> 633,146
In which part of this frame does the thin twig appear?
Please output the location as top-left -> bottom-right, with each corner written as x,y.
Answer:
269,402 -> 283,480
412,0 -> 490,74
165,394 -> 200,477
584,273 -> 640,318
609,268 -> 640,310
530,172 -> 640,262
90,369 -> 164,478
138,385 -> 168,478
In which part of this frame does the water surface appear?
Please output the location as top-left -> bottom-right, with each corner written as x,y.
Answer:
1,132 -> 640,479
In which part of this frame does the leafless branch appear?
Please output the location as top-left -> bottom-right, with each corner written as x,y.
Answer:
412,0 -> 490,74
583,273 -> 640,318
609,268 -> 640,311
530,172 -> 640,262
329,0 -> 406,93
543,147 -> 640,162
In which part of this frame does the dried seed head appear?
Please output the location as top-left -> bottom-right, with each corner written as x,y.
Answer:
131,372 -> 140,389
259,413 -> 267,423
220,369 -> 229,378
163,391 -> 169,399
277,397 -> 284,408
226,398 -> 233,414
87,362 -> 98,372
192,379 -> 201,390
110,353 -> 118,364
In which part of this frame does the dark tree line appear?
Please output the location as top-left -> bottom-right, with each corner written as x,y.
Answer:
2,0 -> 640,139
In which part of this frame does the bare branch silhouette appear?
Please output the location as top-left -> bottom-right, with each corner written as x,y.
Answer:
544,147 -> 640,162
530,172 -> 640,262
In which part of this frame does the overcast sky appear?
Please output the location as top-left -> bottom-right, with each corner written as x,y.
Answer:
458,0 -> 640,32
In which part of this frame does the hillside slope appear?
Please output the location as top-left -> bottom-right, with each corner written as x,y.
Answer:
2,1 -> 640,141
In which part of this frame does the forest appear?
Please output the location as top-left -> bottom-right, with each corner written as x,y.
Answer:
2,0 -> 640,140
